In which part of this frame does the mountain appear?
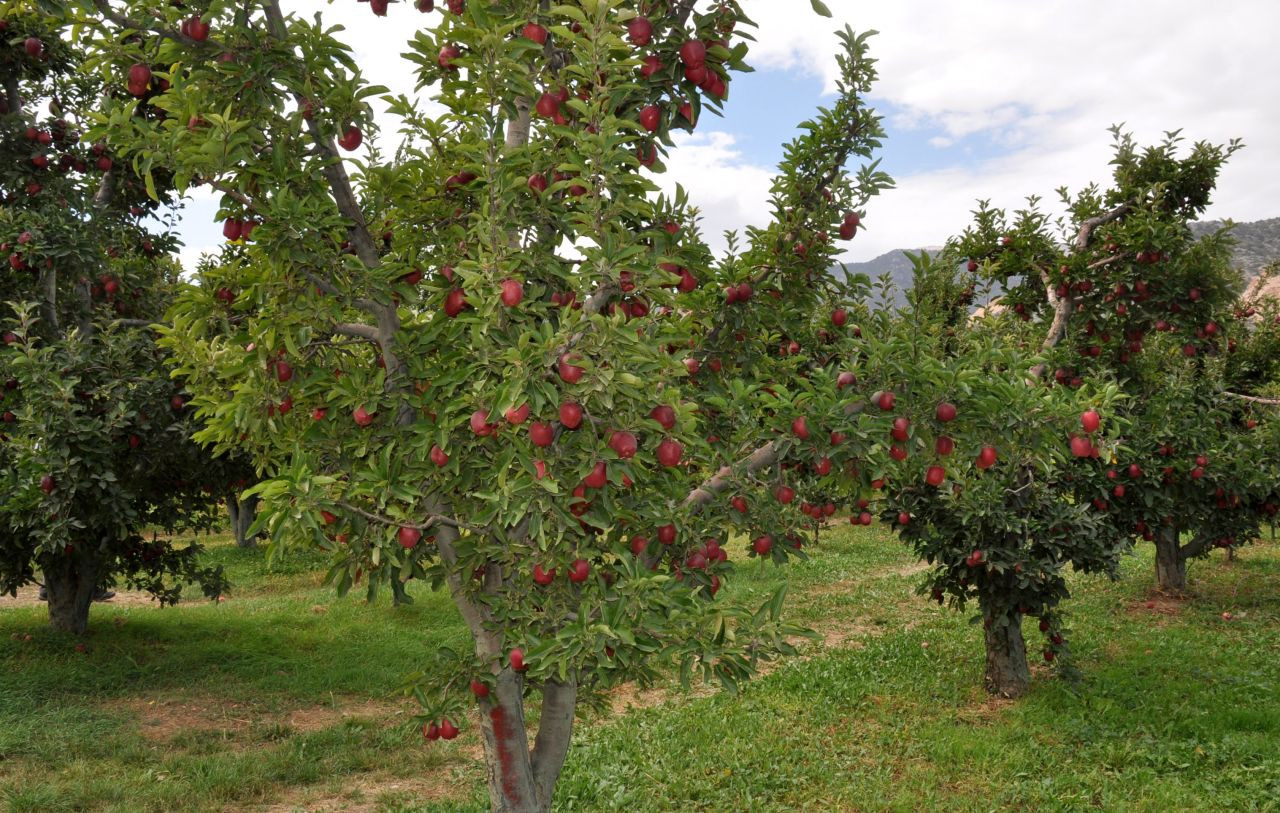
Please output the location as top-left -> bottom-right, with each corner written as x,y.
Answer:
837,217 -> 1280,303
835,247 -> 939,306
1189,217 -> 1280,278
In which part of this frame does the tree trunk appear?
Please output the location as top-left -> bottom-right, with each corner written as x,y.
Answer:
43,546 -> 102,636
1155,527 -> 1187,594
475,672 -> 578,813
228,495 -> 260,548
983,611 -> 1030,698
478,670 -> 542,813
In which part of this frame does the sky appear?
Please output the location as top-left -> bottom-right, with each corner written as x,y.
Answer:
174,0 -> 1280,269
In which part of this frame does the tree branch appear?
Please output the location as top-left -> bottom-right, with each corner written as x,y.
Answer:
1222,391 -> 1280,406
683,441 -> 784,510
530,679 -> 577,807
333,499 -> 467,531
332,322 -> 379,341
261,0 -> 383,271
1180,533 -> 1214,559
91,0 -> 224,49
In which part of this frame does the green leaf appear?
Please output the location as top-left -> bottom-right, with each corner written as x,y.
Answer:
810,0 -> 833,17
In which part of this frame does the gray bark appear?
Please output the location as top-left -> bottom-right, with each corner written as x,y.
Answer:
44,547 -> 102,636
983,612 -> 1030,698
227,495 -> 260,548
1155,526 -> 1188,594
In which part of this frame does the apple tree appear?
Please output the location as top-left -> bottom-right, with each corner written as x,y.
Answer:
948,129 -> 1280,595
74,0 -> 893,809
0,8 -> 229,634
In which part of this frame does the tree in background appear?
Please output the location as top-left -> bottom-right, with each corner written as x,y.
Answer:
0,8 -> 228,634
950,130 -> 1280,595
76,0 -> 891,808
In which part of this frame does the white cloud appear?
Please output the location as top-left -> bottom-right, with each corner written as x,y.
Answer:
653,131 -> 775,248
733,0 -> 1280,259
172,1 -> 1280,267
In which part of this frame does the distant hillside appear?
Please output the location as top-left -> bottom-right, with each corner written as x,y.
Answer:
838,217 -> 1280,304
1190,217 -> 1280,278
835,247 -> 938,306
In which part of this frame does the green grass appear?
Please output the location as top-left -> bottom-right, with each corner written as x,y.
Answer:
3,527 -> 1279,812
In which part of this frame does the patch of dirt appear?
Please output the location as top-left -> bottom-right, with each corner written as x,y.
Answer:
0,585 -> 165,609
235,770 -> 472,813
955,693 -> 1015,724
115,694 -> 407,745
1126,594 -> 1186,618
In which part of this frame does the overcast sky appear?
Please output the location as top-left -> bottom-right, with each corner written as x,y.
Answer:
175,0 -> 1280,269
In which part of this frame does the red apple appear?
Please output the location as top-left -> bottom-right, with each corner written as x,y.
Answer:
925,465 -> 945,486
775,485 -> 795,504
529,421 -> 554,447
627,16 -> 653,45
656,438 -> 683,467
583,461 -> 607,489
831,308 -> 848,327
891,417 -> 910,441
353,405 -> 374,427
337,125 -> 362,151
1069,435 -> 1092,458
608,430 -> 638,459
752,535 -> 773,556
1080,409 -> 1100,434
558,402 -> 583,429
679,39 -> 706,67
398,526 -> 422,548
639,55 -> 662,78
976,446 -> 997,470
649,404 -> 676,430
935,402 -> 957,423
533,564 -> 555,585
470,410 -> 494,436
791,416 -> 810,440
658,524 -> 676,544
438,44 -> 462,70
39,474 -> 55,494
528,173 -> 548,194
521,22 -> 548,44
568,558 -> 590,583
275,360 -> 293,382
499,279 -> 523,307
505,404 -> 530,425
429,445 -> 449,466
470,679 -> 490,698
439,718 -> 459,740
638,104 -> 661,133
24,37 -> 43,58
557,353 -> 585,384
836,371 -> 856,390
444,287 -> 469,317
876,391 -> 895,411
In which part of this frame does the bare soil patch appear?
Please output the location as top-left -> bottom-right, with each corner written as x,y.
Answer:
232,769 -> 473,813
113,693 -> 408,745
1,584 -> 166,609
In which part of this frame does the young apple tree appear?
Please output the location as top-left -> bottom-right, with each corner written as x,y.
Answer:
0,9 -> 229,634
949,130 -> 1280,595
76,1 -> 890,809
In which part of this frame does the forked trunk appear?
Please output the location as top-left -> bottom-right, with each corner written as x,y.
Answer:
983,611 -> 1030,698
43,546 -> 102,636
1154,526 -> 1187,594
477,673 -> 577,813
228,495 -> 260,548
